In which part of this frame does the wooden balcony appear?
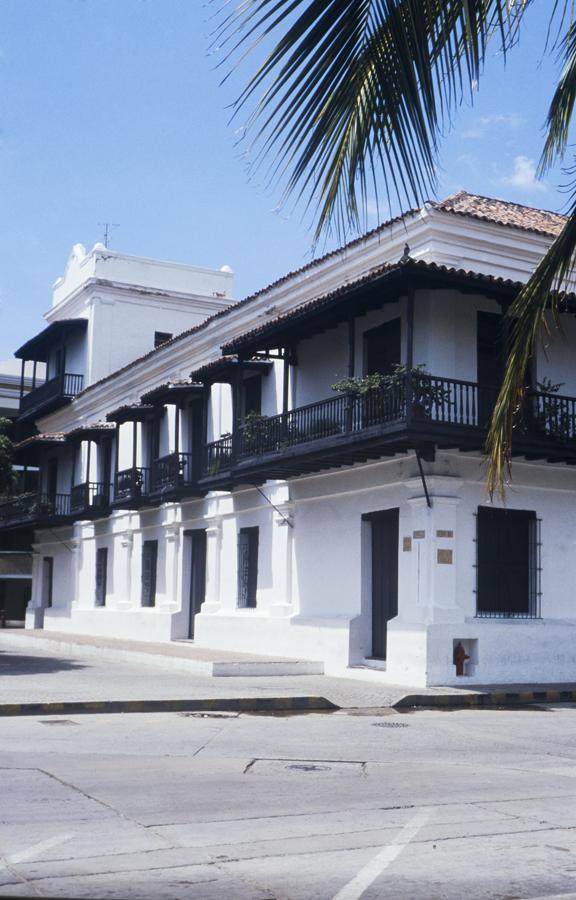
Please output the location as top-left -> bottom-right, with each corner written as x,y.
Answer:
112,467 -> 150,509
70,482 -> 112,519
149,452 -> 199,500
19,372 -> 84,421
0,492 -> 71,530
200,375 -> 576,487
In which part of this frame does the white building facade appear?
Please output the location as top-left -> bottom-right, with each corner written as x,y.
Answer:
3,192 -> 576,687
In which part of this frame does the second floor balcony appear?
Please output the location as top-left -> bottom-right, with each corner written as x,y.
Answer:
0,492 -> 72,530
19,372 -> 84,421
112,466 -> 150,508
201,374 -> 576,487
149,452 -> 195,498
70,481 -> 112,518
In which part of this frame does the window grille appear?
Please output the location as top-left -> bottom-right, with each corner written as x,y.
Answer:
237,527 -> 259,608
474,508 -> 541,619
95,548 -> 108,607
141,540 -> 158,608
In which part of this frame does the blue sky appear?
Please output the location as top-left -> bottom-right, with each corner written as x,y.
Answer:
0,1 -> 570,361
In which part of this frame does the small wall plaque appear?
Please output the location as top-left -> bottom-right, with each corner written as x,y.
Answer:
413,530 -> 425,539
403,537 -> 412,552
436,530 -> 454,538
437,549 -> 453,565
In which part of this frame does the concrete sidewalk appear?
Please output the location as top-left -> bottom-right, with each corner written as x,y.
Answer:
1,630 -> 575,714
0,630 -> 458,710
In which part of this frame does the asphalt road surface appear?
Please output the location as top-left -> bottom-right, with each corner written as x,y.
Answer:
2,705 -> 576,899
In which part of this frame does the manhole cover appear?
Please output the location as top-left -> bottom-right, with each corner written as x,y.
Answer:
246,758 -> 365,777
372,721 -> 410,728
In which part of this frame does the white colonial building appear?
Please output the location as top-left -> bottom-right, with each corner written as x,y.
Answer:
3,192 -> 576,686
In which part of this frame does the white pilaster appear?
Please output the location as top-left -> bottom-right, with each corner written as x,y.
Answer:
269,502 -> 295,617
201,516 -> 222,614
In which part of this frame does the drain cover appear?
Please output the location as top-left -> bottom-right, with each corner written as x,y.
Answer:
286,763 -> 332,773
39,720 -> 79,726
372,721 -> 410,728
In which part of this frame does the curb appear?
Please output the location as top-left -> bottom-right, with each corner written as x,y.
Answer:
393,688 -> 576,710
0,696 -> 339,717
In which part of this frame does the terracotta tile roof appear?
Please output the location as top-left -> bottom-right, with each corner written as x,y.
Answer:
190,357 -> 272,383
140,379 -> 203,404
222,257 -> 533,354
434,191 -> 567,238
14,433 -> 66,451
106,403 -> 154,423
66,421 -> 116,438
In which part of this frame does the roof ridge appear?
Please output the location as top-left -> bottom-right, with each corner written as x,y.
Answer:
437,190 -> 567,220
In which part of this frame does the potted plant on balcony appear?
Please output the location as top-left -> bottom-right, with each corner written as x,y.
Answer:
529,376 -> 573,440
332,364 -> 450,421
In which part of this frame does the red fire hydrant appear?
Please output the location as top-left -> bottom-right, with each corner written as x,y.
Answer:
453,642 -> 469,677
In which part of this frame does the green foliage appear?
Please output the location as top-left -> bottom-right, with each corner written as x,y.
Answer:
535,376 -> 564,395
218,0 -> 530,241
0,417 -> 14,498
332,364 -> 449,408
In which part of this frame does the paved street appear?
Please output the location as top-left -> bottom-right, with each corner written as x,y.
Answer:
2,705 -> 576,898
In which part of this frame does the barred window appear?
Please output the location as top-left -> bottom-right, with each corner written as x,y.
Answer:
476,507 -> 540,619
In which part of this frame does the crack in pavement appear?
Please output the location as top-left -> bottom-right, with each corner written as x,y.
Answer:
14,821 -> 576,885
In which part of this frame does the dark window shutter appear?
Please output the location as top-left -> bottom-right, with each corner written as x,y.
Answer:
477,507 -> 537,617
95,548 -> 108,607
237,527 -> 259,608
244,377 -> 262,417
42,557 -> 53,608
141,540 -> 158,607
364,318 -> 401,376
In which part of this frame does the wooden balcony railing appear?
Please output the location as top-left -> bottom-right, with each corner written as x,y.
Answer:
19,372 -> 83,418
113,467 -> 150,503
202,375 -> 576,477
234,375 -> 478,460
0,492 -> 71,527
150,452 -> 194,493
70,482 -> 111,515
205,434 -> 233,477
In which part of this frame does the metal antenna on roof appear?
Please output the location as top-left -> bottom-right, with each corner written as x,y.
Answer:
98,222 -> 120,248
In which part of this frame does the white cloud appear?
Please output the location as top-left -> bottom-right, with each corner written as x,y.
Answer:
502,155 -> 546,192
462,112 -> 525,139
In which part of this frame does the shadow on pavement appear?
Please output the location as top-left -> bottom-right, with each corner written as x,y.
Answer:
0,650 -> 88,675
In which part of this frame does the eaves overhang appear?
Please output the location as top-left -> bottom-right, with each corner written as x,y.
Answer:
15,319 -> 88,362
221,258 -> 550,356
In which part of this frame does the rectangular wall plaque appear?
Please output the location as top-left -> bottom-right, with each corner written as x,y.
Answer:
437,549 -> 453,565
403,537 -> 412,552
436,530 -> 454,538
413,530 -> 425,539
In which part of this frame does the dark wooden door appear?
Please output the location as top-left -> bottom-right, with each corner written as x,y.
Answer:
188,530 -> 207,639
365,318 -> 401,376
477,312 -> 534,427
367,509 -> 399,660
477,312 -> 504,426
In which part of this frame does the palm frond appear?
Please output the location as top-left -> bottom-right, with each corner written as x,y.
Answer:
217,0 -> 530,241
540,20 -> 576,175
486,198 -> 576,497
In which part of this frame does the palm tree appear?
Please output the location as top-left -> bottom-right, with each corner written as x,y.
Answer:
216,0 -> 576,493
